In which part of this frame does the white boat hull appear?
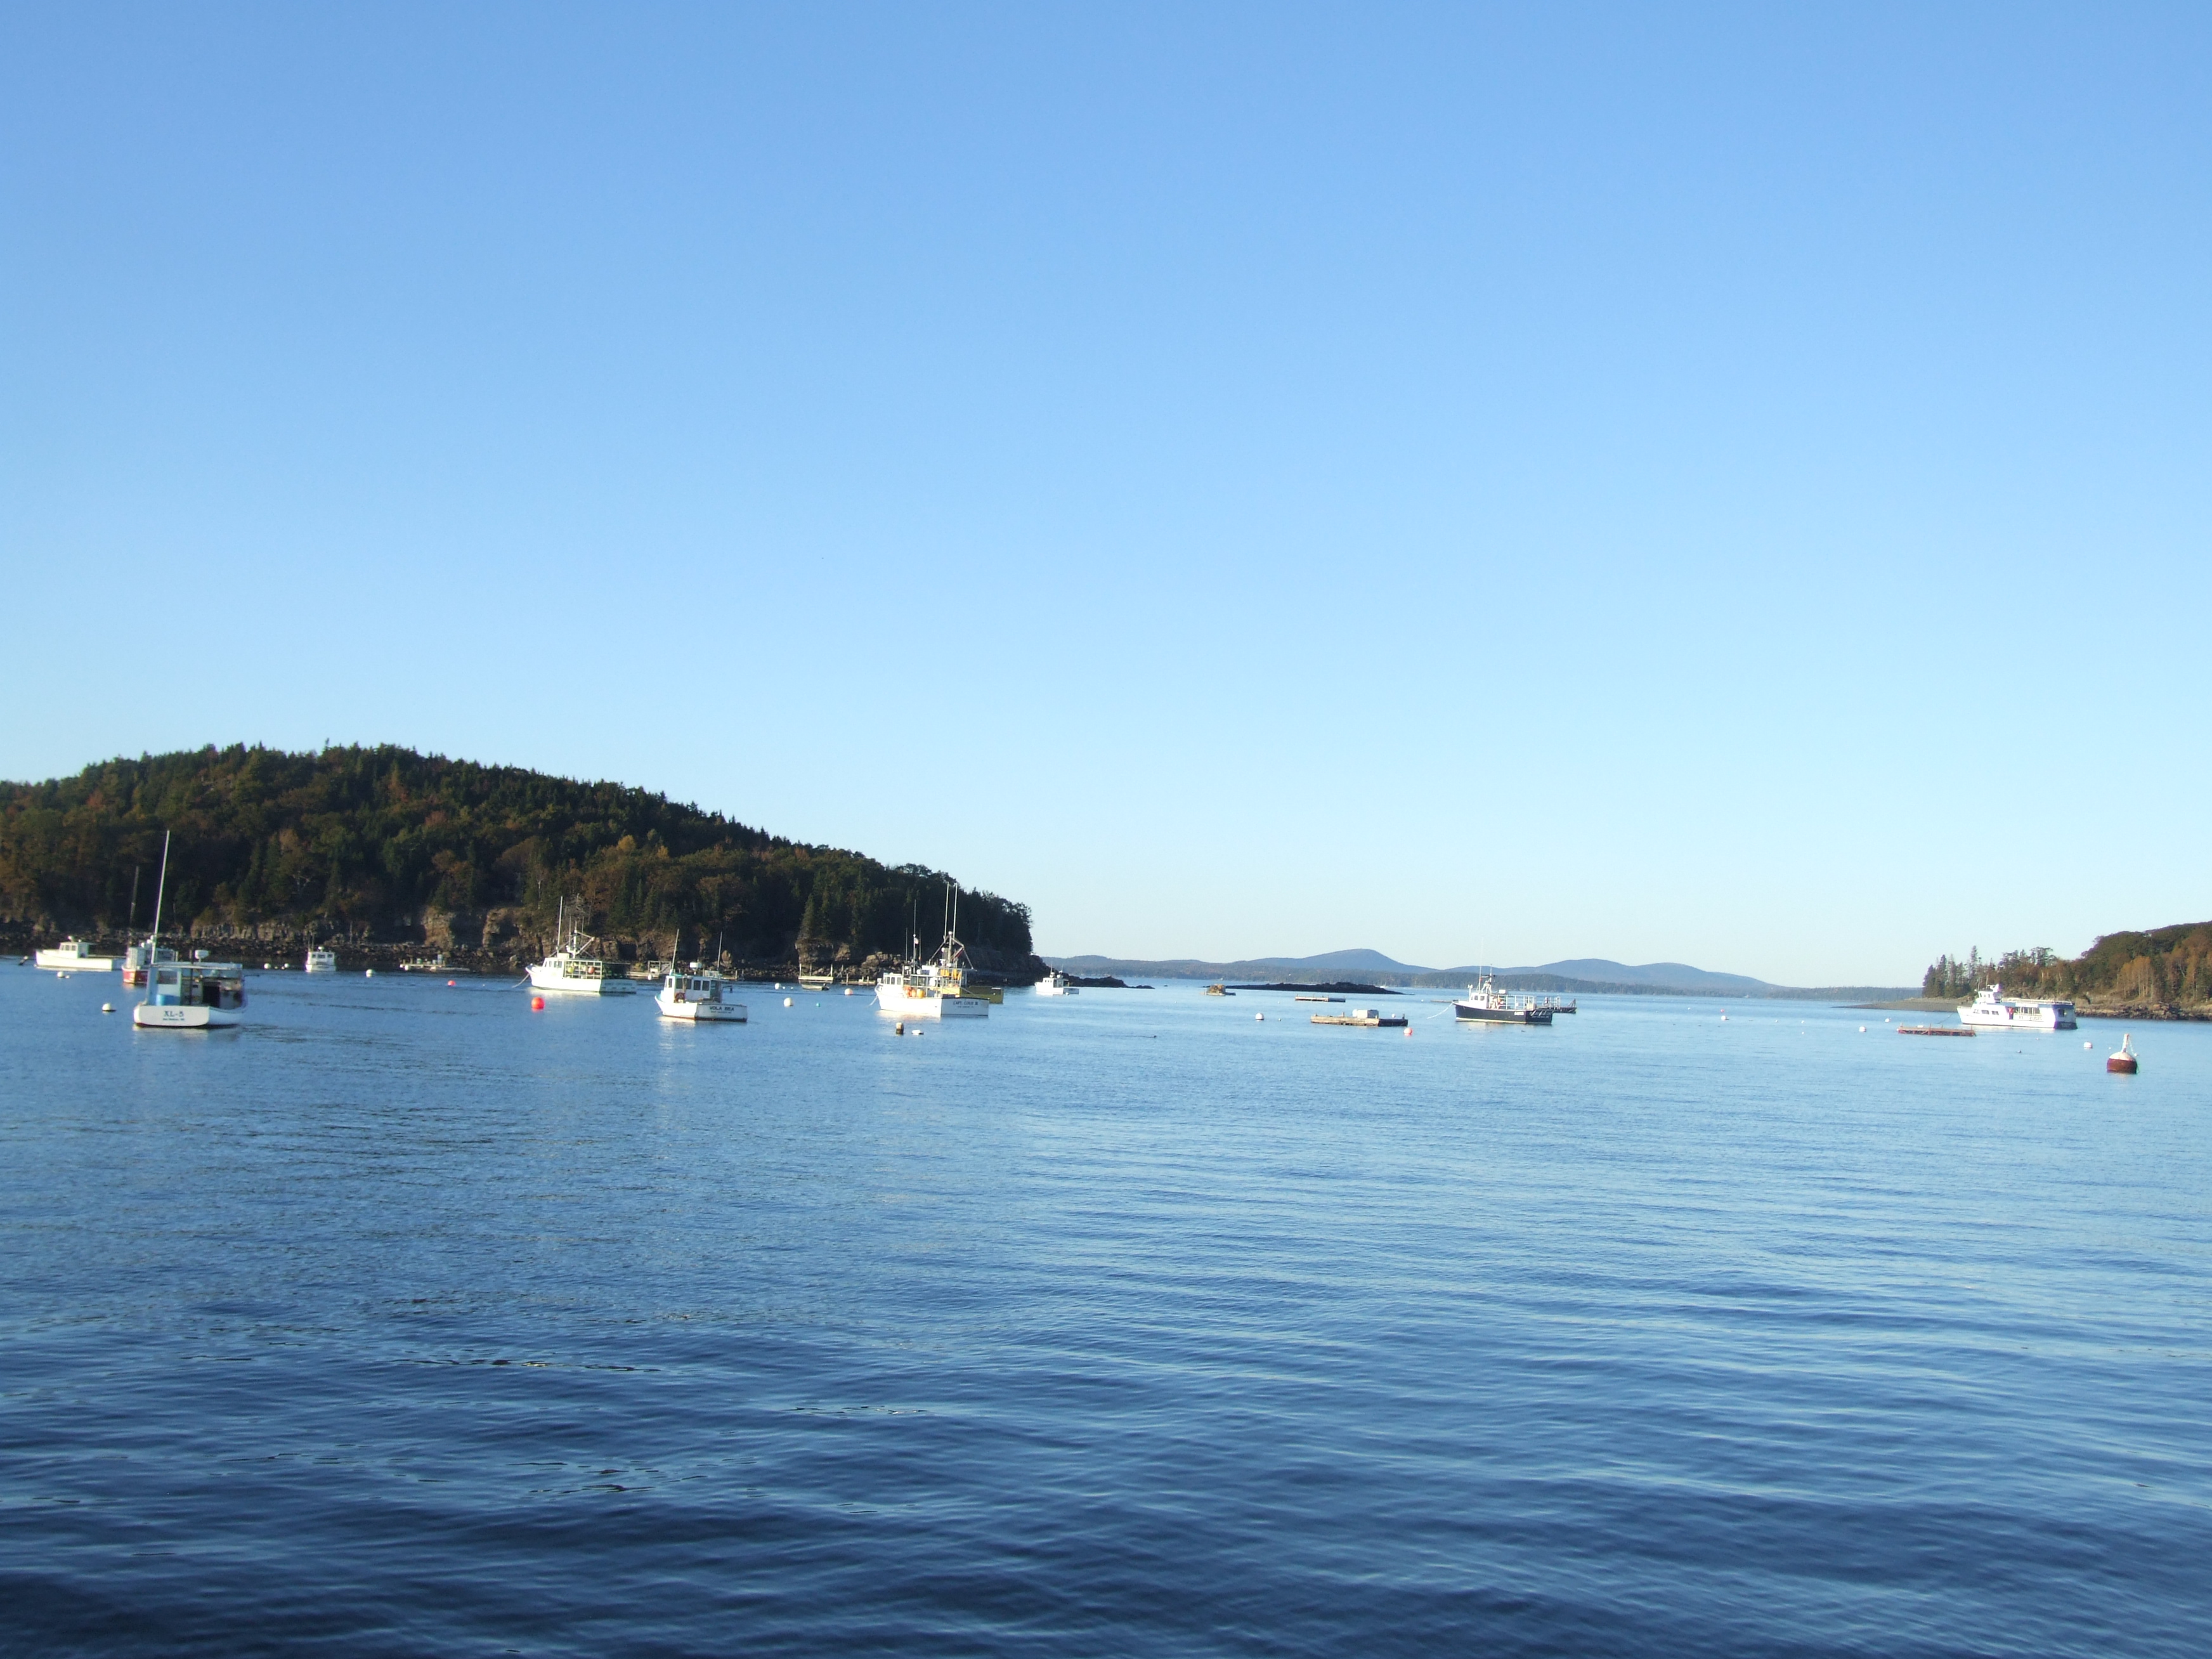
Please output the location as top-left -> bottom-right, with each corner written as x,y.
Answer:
1960,990 -> 2076,1031
657,992 -> 746,1022
37,946 -> 116,972
133,1003 -> 239,1030
529,965 -> 634,994
875,984 -> 988,1018
304,952 -> 337,973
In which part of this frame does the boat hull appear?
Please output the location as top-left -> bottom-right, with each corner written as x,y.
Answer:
1454,1005 -> 1552,1025
133,1003 -> 239,1030
875,984 -> 989,1018
36,947 -> 116,972
657,994 -> 746,1022
1960,1004 -> 2076,1030
528,965 -> 634,995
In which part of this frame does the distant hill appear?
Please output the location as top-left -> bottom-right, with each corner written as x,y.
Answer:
1475,959 -> 1773,995
0,744 -> 1036,972
1050,949 -> 1911,1000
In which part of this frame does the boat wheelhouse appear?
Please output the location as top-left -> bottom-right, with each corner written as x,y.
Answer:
656,965 -> 748,1023
1960,986 -> 2076,1030
1034,970 -> 1079,996
35,938 -> 117,972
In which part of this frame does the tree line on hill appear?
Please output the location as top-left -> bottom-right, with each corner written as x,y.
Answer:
0,745 -> 1034,969
1923,924 -> 2212,1011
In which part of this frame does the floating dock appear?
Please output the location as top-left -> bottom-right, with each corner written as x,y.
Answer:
1899,1025 -> 1974,1037
1311,1008 -> 1409,1028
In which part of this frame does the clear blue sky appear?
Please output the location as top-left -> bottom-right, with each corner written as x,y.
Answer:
5,4 -> 2207,984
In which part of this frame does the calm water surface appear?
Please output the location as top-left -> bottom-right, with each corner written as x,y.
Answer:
3,967 -> 2209,1655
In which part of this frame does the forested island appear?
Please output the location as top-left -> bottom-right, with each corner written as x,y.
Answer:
1923,924 -> 2212,1018
0,745 -> 1040,978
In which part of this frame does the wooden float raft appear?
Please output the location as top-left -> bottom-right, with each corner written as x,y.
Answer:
1898,1025 -> 1975,1037
1312,1009 -> 1409,1028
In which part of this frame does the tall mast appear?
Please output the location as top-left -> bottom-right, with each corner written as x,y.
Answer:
149,831 -> 171,946
127,864 -> 141,936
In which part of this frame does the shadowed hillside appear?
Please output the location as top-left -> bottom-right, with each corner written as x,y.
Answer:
0,745 -> 1034,973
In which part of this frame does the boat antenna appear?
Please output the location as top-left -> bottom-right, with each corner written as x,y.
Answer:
149,830 -> 171,947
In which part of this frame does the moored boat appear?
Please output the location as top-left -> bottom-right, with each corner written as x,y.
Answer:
1454,974 -> 1556,1025
527,899 -> 635,996
656,964 -> 747,1023
36,938 -> 117,972
304,944 -> 338,973
135,951 -> 247,1029
1960,986 -> 2076,1031
1034,970 -> 1079,996
875,885 -> 991,1020
132,831 -> 247,1030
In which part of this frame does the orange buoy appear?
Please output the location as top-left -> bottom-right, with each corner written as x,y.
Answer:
531,995 -> 545,1011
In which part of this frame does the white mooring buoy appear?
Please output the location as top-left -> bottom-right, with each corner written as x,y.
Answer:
101,1002 -> 114,1013
783,996 -> 793,1007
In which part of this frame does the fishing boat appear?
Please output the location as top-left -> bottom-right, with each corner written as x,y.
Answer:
1034,970 -> 1079,996
304,944 -> 338,973
656,964 -> 747,1023
526,899 -> 635,996
1959,986 -> 2076,1031
36,938 -> 117,972
875,885 -> 990,1020
1454,974 -> 1555,1026
132,831 -> 247,1030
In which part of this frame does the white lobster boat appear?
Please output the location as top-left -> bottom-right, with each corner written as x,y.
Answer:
527,899 -> 635,996
656,965 -> 747,1023
528,929 -> 635,995
304,944 -> 338,973
1960,986 -> 2076,1031
876,886 -> 991,1020
136,952 -> 247,1029
1034,970 -> 1079,996
36,938 -> 117,972
132,831 -> 247,1030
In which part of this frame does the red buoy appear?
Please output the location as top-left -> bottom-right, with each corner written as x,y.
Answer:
531,996 -> 545,1011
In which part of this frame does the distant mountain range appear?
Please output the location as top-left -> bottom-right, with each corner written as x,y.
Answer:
1046,949 -> 1913,1000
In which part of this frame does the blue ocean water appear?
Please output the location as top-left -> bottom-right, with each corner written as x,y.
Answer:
3,965 -> 2208,1656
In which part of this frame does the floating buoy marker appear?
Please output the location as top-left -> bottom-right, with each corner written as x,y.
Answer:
783,996 -> 793,1007
101,1002 -> 114,1013
531,995 -> 545,1011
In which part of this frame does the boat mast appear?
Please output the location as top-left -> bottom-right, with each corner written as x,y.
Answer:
127,864 -> 141,938
148,831 -> 171,947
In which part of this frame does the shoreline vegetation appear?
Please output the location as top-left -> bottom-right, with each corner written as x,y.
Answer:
0,745 -> 1046,984
1923,928 -> 2212,1022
